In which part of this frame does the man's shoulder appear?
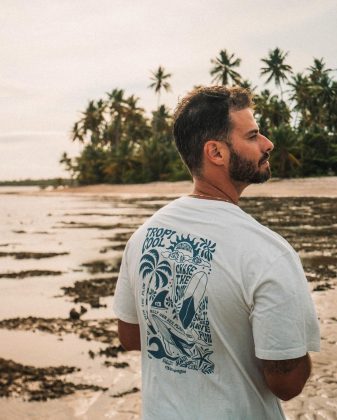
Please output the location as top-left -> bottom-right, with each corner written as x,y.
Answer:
233,208 -> 296,259
126,198 -> 182,242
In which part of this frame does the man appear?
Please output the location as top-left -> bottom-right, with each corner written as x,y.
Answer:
113,86 -> 320,419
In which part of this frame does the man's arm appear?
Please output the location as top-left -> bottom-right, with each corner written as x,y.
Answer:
117,319 -> 141,351
260,353 -> 312,401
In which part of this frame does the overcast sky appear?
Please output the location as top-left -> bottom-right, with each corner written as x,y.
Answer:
1,0 -> 336,180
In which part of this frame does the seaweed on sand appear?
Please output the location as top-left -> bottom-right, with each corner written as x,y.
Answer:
0,270 -> 63,279
88,345 -> 126,360
112,387 -> 140,398
0,317 -> 119,344
61,276 -> 118,308
81,258 -> 122,274
0,358 -> 107,401
0,251 -> 69,259
0,251 -> 69,260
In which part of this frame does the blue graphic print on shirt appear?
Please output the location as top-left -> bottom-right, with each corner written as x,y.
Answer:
139,227 -> 216,375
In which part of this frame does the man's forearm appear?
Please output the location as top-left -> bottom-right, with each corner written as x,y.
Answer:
118,319 -> 141,351
261,353 -> 312,401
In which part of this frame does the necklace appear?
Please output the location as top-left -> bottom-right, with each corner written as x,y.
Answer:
189,193 -> 237,205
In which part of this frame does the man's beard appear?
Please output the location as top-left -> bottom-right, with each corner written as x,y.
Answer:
228,145 -> 271,184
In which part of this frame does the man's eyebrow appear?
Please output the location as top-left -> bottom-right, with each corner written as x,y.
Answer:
245,128 -> 259,136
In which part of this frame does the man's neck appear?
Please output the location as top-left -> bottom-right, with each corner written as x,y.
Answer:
192,176 -> 248,205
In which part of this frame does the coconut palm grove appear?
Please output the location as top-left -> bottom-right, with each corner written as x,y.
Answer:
61,48 -> 337,184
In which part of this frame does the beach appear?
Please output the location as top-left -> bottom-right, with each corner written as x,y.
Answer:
53,176 -> 337,197
0,177 -> 336,419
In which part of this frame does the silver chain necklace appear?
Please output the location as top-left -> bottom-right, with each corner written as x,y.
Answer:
189,193 -> 237,205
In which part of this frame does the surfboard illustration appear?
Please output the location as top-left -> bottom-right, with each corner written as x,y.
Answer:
148,290 -> 168,332
152,314 -> 194,356
179,271 -> 208,329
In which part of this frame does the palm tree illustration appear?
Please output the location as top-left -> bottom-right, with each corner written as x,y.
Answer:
210,49 -> 242,86
148,65 -> 172,108
140,249 -> 172,327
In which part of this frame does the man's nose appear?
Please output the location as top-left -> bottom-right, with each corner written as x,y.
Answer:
261,134 -> 274,152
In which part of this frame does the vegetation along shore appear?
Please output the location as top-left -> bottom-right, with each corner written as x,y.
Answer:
59,48 -> 337,186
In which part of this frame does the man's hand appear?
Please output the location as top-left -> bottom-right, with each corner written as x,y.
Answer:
260,353 -> 312,401
117,319 -> 141,351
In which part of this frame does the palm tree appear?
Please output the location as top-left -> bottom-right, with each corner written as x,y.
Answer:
288,73 -> 311,128
307,58 -> 332,84
288,60 -> 336,130
210,49 -> 242,85
148,65 -> 172,107
123,94 -> 150,145
254,90 -> 290,136
60,152 -> 75,179
72,99 -> 105,146
306,58 -> 335,128
326,80 -> 337,132
151,105 -> 172,139
71,121 -> 84,143
239,79 -> 257,92
260,47 -> 292,98
105,89 -> 126,147
269,124 -> 300,178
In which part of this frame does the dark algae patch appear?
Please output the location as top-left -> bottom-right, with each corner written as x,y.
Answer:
81,259 -> 122,274
105,231 -> 134,242
0,358 -> 107,401
96,345 -> 125,358
313,282 -> 333,292
56,221 -> 140,230
104,361 -> 129,368
112,387 -> 140,398
62,276 -> 118,308
100,243 -> 126,253
0,251 -> 69,259
0,270 -> 63,279
0,317 -> 119,345
88,345 -> 126,366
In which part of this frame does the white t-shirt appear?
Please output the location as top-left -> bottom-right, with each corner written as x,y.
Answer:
113,197 -> 320,420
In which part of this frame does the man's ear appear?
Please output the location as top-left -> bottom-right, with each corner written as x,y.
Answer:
204,140 -> 227,166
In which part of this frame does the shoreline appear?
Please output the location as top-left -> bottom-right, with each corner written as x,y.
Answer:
44,176 -> 337,197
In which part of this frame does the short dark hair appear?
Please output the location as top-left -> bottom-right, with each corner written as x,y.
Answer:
173,85 -> 253,176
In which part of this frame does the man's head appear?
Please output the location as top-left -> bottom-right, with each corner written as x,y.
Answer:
173,86 -> 273,184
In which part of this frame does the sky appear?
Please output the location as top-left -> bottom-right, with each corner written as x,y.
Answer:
0,0 -> 336,180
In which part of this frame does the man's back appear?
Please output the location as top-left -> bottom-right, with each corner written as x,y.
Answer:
114,196 -> 320,419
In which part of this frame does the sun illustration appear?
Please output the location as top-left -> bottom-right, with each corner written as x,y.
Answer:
168,234 -> 199,259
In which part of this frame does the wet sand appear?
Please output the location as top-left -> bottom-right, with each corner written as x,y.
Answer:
51,176 -> 337,197
0,177 -> 336,419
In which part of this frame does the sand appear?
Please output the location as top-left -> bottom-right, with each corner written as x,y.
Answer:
3,177 -> 337,419
55,176 -> 337,198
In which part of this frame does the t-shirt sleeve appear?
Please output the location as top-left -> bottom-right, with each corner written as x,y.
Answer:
113,244 -> 139,324
250,251 -> 320,360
